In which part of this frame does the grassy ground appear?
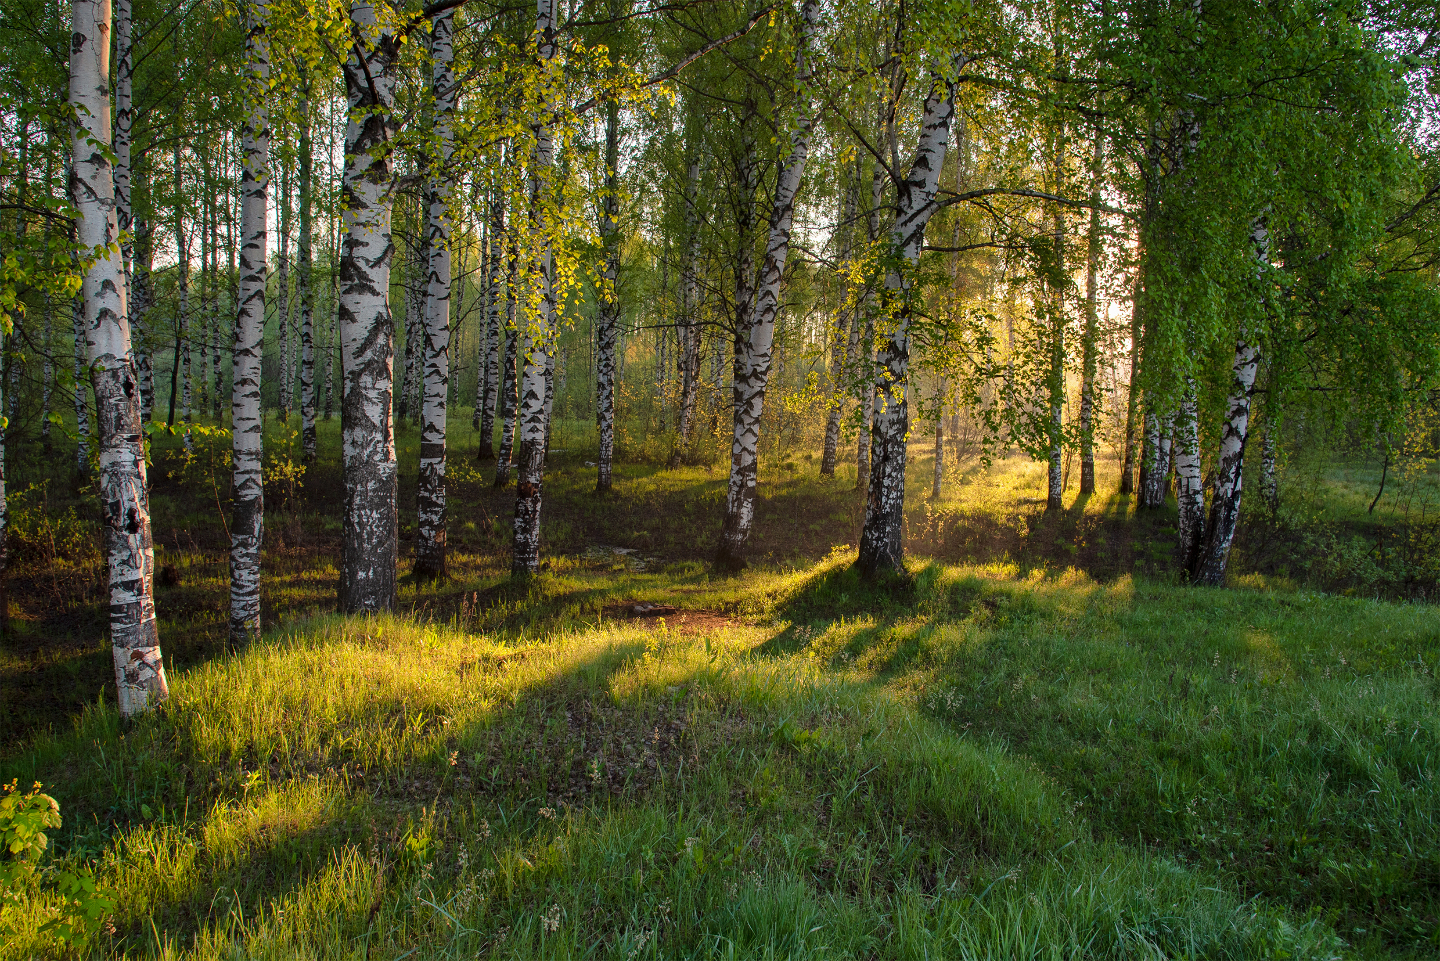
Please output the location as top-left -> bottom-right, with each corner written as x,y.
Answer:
2,414 -> 1438,958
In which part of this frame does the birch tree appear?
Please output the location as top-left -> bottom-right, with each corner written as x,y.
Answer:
338,0 -> 400,611
715,0 -> 819,571
230,0 -> 270,647
595,96 -> 620,492
856,54 -> 965,578
414,7 -> 455,580
70,0 -> 168,713
299,88 -> 317,461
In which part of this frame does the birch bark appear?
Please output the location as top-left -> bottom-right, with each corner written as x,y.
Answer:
820,179 -> 858,477
856,57 -> 965,578
414,8 -> 455,579
673,143 -> 702,462
1191,219 -> 1267,586
511,0 -> 559,577
1175,379 -> 1204,568
715,1 -> 818,569
71,0 -> 168,713
481,183 -> 504,453
277,170 -> 291,421
1119,260 -> 1142,495
338,0 -> 400,612
230,0 -> 269,647
1079,125 -> 1103,495
494,240 -> 519,487
299,91 -> 317,460
595,98 -> 620,492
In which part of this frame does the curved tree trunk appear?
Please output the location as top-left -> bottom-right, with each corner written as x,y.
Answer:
856,58 -> 966,578
512,0 -> 559,578
338,0 -> 400,613
414,8 -> 454,580
230,0 -> 270,647
715,0 -> 819,570
71,0 -> 168,714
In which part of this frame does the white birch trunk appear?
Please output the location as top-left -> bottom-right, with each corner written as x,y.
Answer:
415,8 -> 454,579
595,100 -> 620,492
856,56 -> 965,577
135,215 -> 154,420
1079,125 -> 1103,495
72,295 -> 90,471
673,144 -> 702,459
1192,218 -> 1267,585
820,178 -> 858,477
480,183 -> 504,454
230,0 -> 269,646
71,0 -> 168,713
299,92 -> 317,459
715,0 -> 819,570
276,170 -> 290,421
494,240 -> 519,487
932,378 -> 945,498
1175,379 -> 1204,569
175,146 -> 193,451
511,0 -> 558,577
339,0 -> 399,611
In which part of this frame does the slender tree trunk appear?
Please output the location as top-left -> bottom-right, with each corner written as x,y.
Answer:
932,377 -> 945,498
338,0 -> 400,612
494,241 -> 519,487
511,0 -> 558,577
211,203 -> 223,420
857,58 -> 965,578
175,145 -> 193,452
480,182 -> 503,454
230,0 -> 269,647
1260,422 -> 1278,511
595,100 -> 620,492
856,155 -> 883,493
73,295 -> 91,470
414,8 -> 454,580
1175,379 -> 1204,569
299,89 -> 317,460
71,0 -> 168,714
1119,260 -> 1142,495
40,310 -> 53,452
198,190 -> 210,417
277,169 -> 290,421
673,142 -> 702,464
821,179 -> 858,477
1079,125 -> 1103,495
135,214 -> 154,421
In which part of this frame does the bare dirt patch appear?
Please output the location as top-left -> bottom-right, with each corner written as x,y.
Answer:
603,602 -> 734,634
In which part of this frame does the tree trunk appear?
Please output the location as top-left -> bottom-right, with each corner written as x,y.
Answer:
672,142 -> 702,464
856,156 -> 883,494
932,378 -> 945,498
338,0 -> 400,613
1260,422 -> 1277,511
135,214 -> 154,421
277,168 -> 291,421
299,88 -> 317,460
857,58 -> 965,578
414,8 -> 454,580
71,0 -> 168,714
1119,260 -> 1142,495
493,252 -> 519,487
73,295 -> 91,470
821,177 -> 858,477
1079,124 -> 1103,496
512,0 -> 558,578
211,206 -> 223,420
230,0 -> 270,647
1175,379 -> 1204,569
596,99 -> 620,492
174,142 -> 193,451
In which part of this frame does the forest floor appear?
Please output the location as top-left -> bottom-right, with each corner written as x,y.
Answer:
2,415 -> 1438,958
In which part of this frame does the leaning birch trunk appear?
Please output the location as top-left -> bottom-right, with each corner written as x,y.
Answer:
1191,219 -> 1267,586
595,99 -> 620,492
414,8 -> 454,580
820,180 -> 858,477
71,0 -> 168,713
229,0 -> 270,647
511,0 -> 559,577
1175,379 -> 1204,569
715,3 -> 819,569
298,90 -> 317,460
1079,125 -> 1103,495
338,0 -> 400,612
856,58 -> 964,578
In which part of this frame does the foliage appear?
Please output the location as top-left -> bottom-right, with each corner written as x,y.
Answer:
0,780 -> 115,945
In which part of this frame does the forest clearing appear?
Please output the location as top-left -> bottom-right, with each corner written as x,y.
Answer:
5,0 -> 1440,954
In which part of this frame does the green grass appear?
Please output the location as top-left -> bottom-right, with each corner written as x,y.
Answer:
4,551 -> 1437,958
